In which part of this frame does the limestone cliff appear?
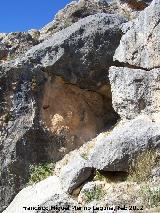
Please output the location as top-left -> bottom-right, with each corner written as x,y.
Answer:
0,0 -> 159,213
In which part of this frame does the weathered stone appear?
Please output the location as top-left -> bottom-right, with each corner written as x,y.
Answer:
117,0 -> 152,10
40,74 -> 119,160
109,66 -> 160,119
78,181 -> 105,205
1,0 -> 160,211
39,0 -> 111,40
22,13 -> 125,89
36,193 -> 79,213
89,115 -> 160,171
59,152 -> 93,193
0,32 -> 39,61
3,176 -> 66,213
0,43 -> 8,60
0,63 -> 47,212
114,0 -> 160,69
0,13 -> 122,209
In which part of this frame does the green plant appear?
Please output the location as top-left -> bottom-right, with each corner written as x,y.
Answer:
28,162 -> 55,185
94,170 -> 106,181
84,186 -> 105,203
128,150 -> 158,182
80,153 -> 88,160
140,185 -> 160,208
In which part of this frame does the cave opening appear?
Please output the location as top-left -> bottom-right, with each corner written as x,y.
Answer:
38,75 -> 120,162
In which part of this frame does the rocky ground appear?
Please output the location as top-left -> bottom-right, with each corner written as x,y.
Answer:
0,0 -> 159,212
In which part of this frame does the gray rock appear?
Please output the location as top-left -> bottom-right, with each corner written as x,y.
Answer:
109,66 -> 160,119
114,0 -> 160,69
0,43 -> 8,60
0,62 -> 47,212
89,115 -> 160,171
0,32 -> 39,61
0,13 -> 123,208
59,152 -> 93,193
151,167 -> 160,178
3,176 -> 77,213
39,0 -> 111,40
36,194 -> 79,213
23,13 -> 125,89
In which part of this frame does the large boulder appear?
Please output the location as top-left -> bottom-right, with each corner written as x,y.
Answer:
89,115 -> 160,171
114,0 -> 160,69
23,13 -> 125,89
3,176 -> 78,213
109,67 -> 160,119
57,115 -> 160,193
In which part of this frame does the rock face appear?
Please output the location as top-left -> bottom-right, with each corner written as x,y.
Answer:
0,32 -> 39,61
89,115 -> 160,171
0,11 -> 123,211
39,0 -> 111,40
1,0 -> 160,212
114,0 -> 160,69
109,67 -> 160,119
40,76 -> 114,160
39,0 -> 151,41
24,13 -> 125,89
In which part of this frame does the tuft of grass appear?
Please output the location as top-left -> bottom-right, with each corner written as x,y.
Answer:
80,153 -> 88,160
128,150 -> 158,182
28,162 -> 55,185
84,186 -> 105,203
139,185 -> 160,208
93,170 -> 106,181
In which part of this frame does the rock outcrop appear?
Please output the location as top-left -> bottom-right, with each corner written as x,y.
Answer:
114,0 -> 160,69
0,32 -> 39,61
109,67 -> 160,119
0,10 -> 124,212
39,0 -> 111,40
23,13 -> 125,89
1,0 -> 160,212
89,115 -> 160,171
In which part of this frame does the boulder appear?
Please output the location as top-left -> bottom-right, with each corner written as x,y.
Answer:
23,13 -> 125,89
58,115 -> 160,192
3,176 -> 78,213
89,115 -> 160,171
59,152 -> 93,193
109,66 -> 160,119
114,0 -> 160,69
